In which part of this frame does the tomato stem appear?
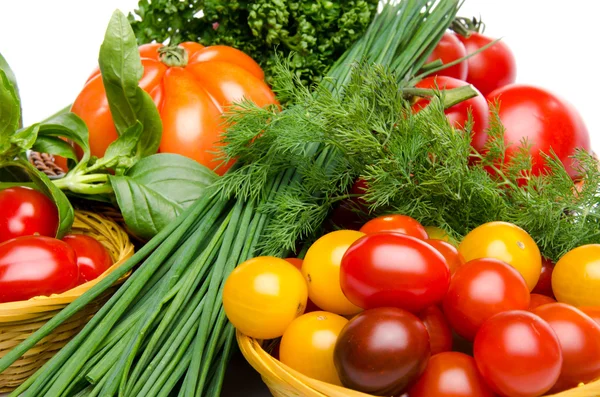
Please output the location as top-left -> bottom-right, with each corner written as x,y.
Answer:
53,173 -> 112,195
404,85 -> 478,109
158,45 -> 188,67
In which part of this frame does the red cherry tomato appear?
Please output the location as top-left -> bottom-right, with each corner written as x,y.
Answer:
0,187 -> 59,243
474,310 -> 563,397
425,32 -> 468,80
579,306 -> 600,327
531,257 -> 555,297
533,303 -> 600,392
408,352 -> 496,397
0,236 -> 78,303
442,258 -> 530,341
528,293 -> 556,311
341,232 -> 450,313
484,85 -> 590,178
425,239 -> 465,275
418,306 -> 452,355
359,214 -> 428,239
414,76 -> 489,148
284,258 -> 321,313
62,234 -> 112,284
334,307 -> 430,395
456,32 -> 516,96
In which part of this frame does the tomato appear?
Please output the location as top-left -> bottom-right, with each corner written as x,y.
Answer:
579,307 -> 600,327
528,293 -> 556,311
458,221 -> 542,291
279,311 -> 348,385
62,234 -> 112,284
359,214 -> 428,239
284,258 -> 321,313
408,352 -> 495,397
474,311 -> 562,397
418,306 -> 452,355
414,76 -> 489,148
456,32 -> 516,96
483,85 -> 590,178
533,303 -> 600,392
0,187 -> 59,243
552,244 -> 600,307
425,32 -> 468,80
425,239 -> 465,275
222,256 -> 307,339
302,230 -> 364,316
531,257 -> 555,297
72,43 -> 277,175
341,232 -> 450,313
0,236 -> 78,303
424,226 -> 457,246
334,307 -> 430,395
443,258 -> 530,341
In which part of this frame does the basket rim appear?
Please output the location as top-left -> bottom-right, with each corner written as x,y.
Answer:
237,331 -> 600,397
0,210 -> 134,317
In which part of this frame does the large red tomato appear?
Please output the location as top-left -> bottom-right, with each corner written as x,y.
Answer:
425,32 -> 468,80
63,234 -> 112,284
442,258 -> 530,341
340,232 -> 450,313
474,311 -> 563,397
408,352 -> 495,397
533,303 -> 600,392
483,85 -> 590,178
0,187 -> 59,243
0,236 -> 78,303
71,43 -> 277,175
414,76 -> 489,148
456,32 -> 516,96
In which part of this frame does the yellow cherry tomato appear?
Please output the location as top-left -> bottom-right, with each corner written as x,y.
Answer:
424,226 -> 457,246
302,230 -> 365,315
223,256 -> 307,339
458,221 -> 541,291
279,311 -> 348,385
553,244 -> 600,307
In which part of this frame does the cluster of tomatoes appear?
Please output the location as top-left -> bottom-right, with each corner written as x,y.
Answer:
0,186 -> 113,303
417,30 -> 590,180
223,214 -> 600,397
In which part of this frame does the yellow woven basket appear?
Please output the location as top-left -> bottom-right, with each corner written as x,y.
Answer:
237,331 -> 600,397
0,210 -> 134,392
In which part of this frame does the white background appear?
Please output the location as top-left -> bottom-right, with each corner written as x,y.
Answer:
0,0 -> 599,151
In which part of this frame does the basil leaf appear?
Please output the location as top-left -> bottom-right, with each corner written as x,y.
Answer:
99,10 -> 162,157
32,136 -> 78,162
38,113 -> 90,165
102,121 -> 143,174
1,159 -> 74,237
0,52 -> 21,129
110,154 -> 217,239
9,123 -> 39,154
0,69 -> 20,156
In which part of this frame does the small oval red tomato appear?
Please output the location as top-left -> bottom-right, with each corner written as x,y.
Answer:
414,76 -> 489,148
62,234 -> 112,284
484,85 -> 590,179
408,352 -> 495,397
533,303 -> 600,392
474,310 -> 563,397
528,293 -> 556,311
579,306 -> 600,327
443,258 -> 530,341
418,306 -> 452,355
425,32 -> 468,80
0,236 -> 78,303
532,257 -> 555,297
334,307 -> 430,395
457,32 -> 516,96
341,232 -> 450,313
359,214 -> 428,239
425,239 -> 465,274
0,187 -> 59,243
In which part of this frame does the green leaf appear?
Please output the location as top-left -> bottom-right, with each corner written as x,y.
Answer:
0,159 -> 74,237
37,112 -> 90,165
9,123 -> 39,154
99,10 -> 162,157
0,165 -> 29,182
102,121 -> 143,174
32,136 -> 78,162
0,69 -> 20,154
109,154 -> 217,239
0,52 -> 21,128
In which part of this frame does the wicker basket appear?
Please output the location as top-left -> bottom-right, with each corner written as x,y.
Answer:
0,210 -> 134,392
237,331 -> 600,397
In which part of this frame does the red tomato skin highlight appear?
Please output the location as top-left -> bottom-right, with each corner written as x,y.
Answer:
426,32 -> 468,80
474,310 -> 563,397
340,232 -> 450,313
0,187 -> 59,243
442,258 -> 530,341
457,32 -> 517,96
63,234 -> 112,284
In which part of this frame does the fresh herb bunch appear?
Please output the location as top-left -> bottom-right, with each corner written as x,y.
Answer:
129,0 -> 379,86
